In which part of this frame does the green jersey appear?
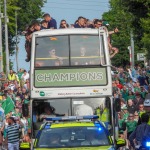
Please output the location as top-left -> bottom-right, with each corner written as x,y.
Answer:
119,78 -> 125,85
17,72 -> 23,80
119,119 -> 124,128
134,87 -> 141,93
127,95 -> 135,100
123,113 -> 129,121
121,90 -> 129,101
126,120 -> 137,133
24,99 -> 30,104
141,91 -> 147,99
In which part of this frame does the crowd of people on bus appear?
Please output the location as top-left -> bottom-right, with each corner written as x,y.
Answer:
112,65 -> 150,149
24,13 -> 119,62
0,69 -> 31,150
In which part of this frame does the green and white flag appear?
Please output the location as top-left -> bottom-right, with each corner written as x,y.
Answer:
2,96 -> 15,115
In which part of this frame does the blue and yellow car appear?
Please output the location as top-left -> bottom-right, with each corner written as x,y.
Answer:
33,116 -> 125,150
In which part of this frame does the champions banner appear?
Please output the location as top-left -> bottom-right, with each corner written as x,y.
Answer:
34,68 -> 107,87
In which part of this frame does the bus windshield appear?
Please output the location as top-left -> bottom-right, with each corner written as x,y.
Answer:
32,97 -> 112,138
35,35 -> 106,67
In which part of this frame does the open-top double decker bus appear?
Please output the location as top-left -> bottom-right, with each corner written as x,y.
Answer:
29,28 -> 122,148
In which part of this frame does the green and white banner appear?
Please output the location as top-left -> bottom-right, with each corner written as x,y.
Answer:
34,68 -> 107,87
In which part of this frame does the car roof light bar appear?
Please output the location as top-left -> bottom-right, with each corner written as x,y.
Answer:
45,115 -> 99,121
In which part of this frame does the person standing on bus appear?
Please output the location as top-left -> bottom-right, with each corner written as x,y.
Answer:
93,19 -> 103,29
59,20 -> 69,28
74,16 -> 85,28
41,20 -> 48,29
32,21 -> 42,31
102,21 -> 119,58
43,13 -> 57,29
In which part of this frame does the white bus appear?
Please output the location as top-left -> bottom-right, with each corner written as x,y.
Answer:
29,28 -> 120,142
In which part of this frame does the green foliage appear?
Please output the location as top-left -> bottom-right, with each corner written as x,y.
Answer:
141,12 -> 150,60
102,0 -> 150,66
1,0 -> 46,70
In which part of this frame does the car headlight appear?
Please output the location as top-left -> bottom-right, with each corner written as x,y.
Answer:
146,142 -> 150,147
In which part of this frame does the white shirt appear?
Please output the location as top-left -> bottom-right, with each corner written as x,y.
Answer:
21,73 -> 29,82
74,104 -> 93,116
21,118 -> 27,126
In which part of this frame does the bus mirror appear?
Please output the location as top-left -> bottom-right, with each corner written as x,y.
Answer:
114,98 -> 121,112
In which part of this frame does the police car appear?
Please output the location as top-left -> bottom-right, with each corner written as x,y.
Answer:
33,115 -> 125,150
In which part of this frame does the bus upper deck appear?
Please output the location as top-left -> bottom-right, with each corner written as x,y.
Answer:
30,28 -> 112,99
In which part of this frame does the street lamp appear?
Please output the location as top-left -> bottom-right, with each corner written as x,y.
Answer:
15,8 -> 20,72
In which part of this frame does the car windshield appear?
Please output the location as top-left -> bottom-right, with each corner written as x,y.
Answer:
37,126 -> 110,148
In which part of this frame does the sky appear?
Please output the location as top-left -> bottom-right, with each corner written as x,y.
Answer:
10,0 -> 110,72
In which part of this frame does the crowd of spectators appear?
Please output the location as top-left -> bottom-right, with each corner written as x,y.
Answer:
24,13 -> 119,62
0,65 -> 149,150
1,12 -> 149,150
112,65 -> 150,149
0,69 -> 31,149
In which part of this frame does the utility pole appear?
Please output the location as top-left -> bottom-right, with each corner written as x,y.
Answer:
15,9 -> 19,72
0,3 -> 3,72
4,0 -> 9,75
130,31 -> 134,68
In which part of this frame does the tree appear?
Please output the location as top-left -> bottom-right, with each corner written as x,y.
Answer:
102,0 -> 132,66
141,12 -> 150,61
1,0 -> 46,70
102,0 -> 150,66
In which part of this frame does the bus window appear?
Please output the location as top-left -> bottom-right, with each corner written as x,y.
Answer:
32,99 -> 71,122
32,99 -> 71,137
70,35 -> 105,66
35,36 -> 69,67
72,98 -> 111,129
